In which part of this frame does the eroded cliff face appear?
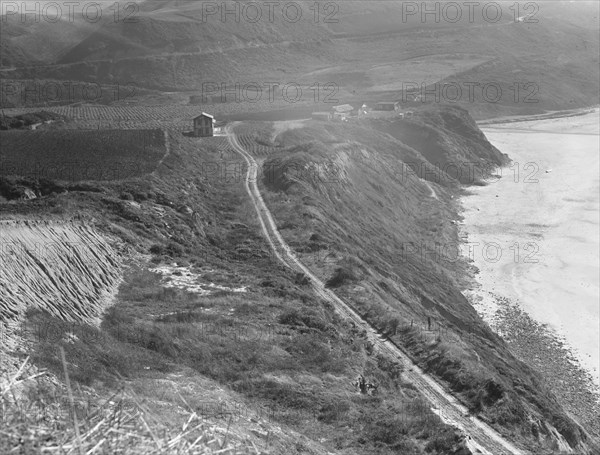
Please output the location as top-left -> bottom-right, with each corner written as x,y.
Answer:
0,220 -> 122,329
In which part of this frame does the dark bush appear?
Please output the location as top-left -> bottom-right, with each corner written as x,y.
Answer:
36,178 -> 65,196
326,266 -> 357,288
149,244 -> 164,255
294,272 -> 310,285
318,400 -> 350,423
278,309 -> 302,325
284,334 -> 341,372
0,177 -> 22,199
133,191 -> 149,201
165,242 -> 184,257
67,182 -> 104,193
424,429 -> 461,453
278,308 -> 329,332
366,415 -> 409,445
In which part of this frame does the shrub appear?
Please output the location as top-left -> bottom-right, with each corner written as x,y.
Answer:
67,182 -> 104,193
166,241 -> 184,257
294,272 -> 310,285
278,309 -> 302,325
424,429 -> 461,453
326,266 -> 356,288
132,191 -> 149,201
283,334 -> 342,372
318,400 -> 350,423
36,178 -> 65,195
149,244 -> 163,255
0,177 -> 21,199
278,308 -> 329,332
243,379 -> 315,412
366,415 -> 409,445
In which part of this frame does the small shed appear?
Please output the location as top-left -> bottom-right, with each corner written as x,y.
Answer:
193,113 -> 215,137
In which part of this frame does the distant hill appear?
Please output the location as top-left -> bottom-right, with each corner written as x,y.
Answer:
1,0 -> 598,118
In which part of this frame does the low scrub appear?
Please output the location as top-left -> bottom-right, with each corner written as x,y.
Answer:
326,266 -> 357,288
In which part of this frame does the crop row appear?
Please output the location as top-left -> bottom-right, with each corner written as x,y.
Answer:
0,129 -> 166,181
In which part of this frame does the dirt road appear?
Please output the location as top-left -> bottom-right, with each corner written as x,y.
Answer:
226,123 -> 526,455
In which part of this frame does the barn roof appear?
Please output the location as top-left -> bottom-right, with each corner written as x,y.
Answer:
332,104 -> 354,113
194,112 -> 214,120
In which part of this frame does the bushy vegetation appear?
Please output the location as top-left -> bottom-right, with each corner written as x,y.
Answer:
1,355 -> 263,455
0,111 -> 64,130
326,266 -> 357,288
19,255 -> 467,455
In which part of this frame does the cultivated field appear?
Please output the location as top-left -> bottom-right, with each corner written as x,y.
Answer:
300,54 -> 491,94
0,101 -> 321,130
0,129 -> 167,181
2,105 -> 205,127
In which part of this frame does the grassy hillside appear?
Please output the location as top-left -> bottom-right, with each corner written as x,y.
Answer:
252,107 -> 597,452
1,106 -> 597,453
1,121 -> 475,454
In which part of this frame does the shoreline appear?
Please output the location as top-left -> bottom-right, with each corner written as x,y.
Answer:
463,286 -> 600,437
476,105 -> 600,126
460,109 -> 600,436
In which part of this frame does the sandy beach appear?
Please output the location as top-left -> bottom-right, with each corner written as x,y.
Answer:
461,109 -> 600,426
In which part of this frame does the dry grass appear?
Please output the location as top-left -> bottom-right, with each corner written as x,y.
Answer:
1,356 -> 262,455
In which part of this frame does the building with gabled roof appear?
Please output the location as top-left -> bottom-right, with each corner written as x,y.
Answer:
193,112 -> 215,137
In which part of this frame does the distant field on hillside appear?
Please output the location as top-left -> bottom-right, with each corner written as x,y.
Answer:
301,54 -> 491,93
0,129 -> 166,181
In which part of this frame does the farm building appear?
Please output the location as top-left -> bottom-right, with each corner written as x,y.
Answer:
193,113 -> 215,137
213,120 -> 226,135
332,104 -> 354,114
374,101 -> 401,112
332,111 -> 349,122
331,104 -> 355,121
311,112 -> 332,121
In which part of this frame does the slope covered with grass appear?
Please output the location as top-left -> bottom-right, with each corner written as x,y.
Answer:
1,122 -> 476,454
1,106 -> 597,453
256,107 -> 597,453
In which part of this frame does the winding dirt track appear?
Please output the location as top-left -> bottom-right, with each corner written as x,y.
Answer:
226,123 -> 526,455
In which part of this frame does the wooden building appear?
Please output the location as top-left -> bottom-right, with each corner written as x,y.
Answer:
193,113 -> 215,137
